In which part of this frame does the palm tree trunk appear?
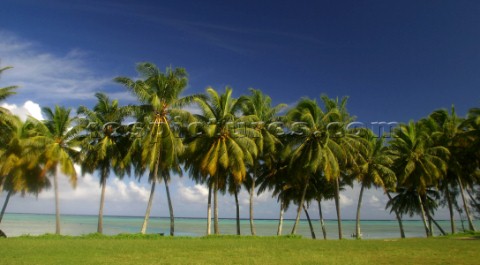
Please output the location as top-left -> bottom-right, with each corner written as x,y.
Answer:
53,172 -> 61,235
97,176 -> 107,234
291,181 -> 309,235
423,197 -> 433,237
303,204 -> 316,239
428,217 -> 434,236
445,186 -> 455,234
427,211 -> 447,236
0,190 -> 12,224
234,188 -> 240,235
140,179 -> 156,234
386,192 -> 405,238
355,184 -> 365,239
466,188 -> 480,212
141,156 -> 160,235
207,184 -> 212,235
334,177 -> 342,239
277,199 -> 284,236
249,167 -> 256,236
214,176 -> 219,235
417,194 -> 430,237
457,206 -> 466,232
164,175 -> 175,236
457,175 -> 475,231
317,199 -> 327,240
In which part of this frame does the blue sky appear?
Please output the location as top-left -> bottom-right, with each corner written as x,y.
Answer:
1,0 -> 479,221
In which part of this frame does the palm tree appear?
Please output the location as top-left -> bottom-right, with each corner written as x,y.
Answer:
239,88 -> 286,235
455,106 -> 480,231
0,66 -> 18,106
256,144 -> 292,236
388,121 -> 449,237
184,87 -> 258,235
353,135 -> 396,239
426,107 -> 476,233
319,95 -> 366,239
386,187 -> 441,235
286,98 -> 348,236
0,66 -> 18,151
115,62 -> 197,235
76,93 -> 132,234
309,173 -> 337,239
0,116 -> 48,224
29,106 -> 80,234
0,65 -> 18,196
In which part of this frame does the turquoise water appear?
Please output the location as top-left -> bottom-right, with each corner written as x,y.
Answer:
1,213 -> 478,239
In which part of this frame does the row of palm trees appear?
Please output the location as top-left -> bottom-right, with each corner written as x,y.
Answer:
1,63 -> 479,239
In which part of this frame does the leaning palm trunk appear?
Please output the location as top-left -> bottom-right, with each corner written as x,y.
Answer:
277,199 -> 285,236
303,204 -> 316,239
97,176 -> 107,234
249,167 -> 256,236
0,190 -> 12,223
426,210 -> 447,236
386,192 -> 405,238
141,156 -> 160,234
164,176 -> 174,236
417,194 -> 431,237
317,199 -> 327,240
234,188 -> 240,235
355,184 -> 365,239
207,185 -> 212,235
457,176 -> 475,231
445,187 -> 455,234
141,179 -> 156,234
53,171 -> 61,235
291,181 -> 309,235
466,188 -> 480,212
424,200 -> 433,237
334,177 -> 342,239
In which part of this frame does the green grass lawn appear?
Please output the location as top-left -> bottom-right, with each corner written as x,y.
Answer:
1,234 -> 479,265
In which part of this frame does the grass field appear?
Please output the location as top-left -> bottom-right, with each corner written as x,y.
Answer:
1,233 -> 479,265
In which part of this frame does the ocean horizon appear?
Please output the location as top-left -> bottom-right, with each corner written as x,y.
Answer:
2,213 -> 478,239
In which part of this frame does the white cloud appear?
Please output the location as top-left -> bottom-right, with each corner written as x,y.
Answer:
1,100 -> 44,120
339,193 -> 353,207
127,181 -> 150,202
0,30 -> 112,103
35,166 -> 148,204
370,195 -> 379,203
177,181 -> 209,204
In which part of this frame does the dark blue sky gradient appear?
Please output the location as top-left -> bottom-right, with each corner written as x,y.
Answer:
3,0 -> 480,122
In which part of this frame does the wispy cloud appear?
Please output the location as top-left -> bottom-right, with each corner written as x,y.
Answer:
0,30 -> 113,105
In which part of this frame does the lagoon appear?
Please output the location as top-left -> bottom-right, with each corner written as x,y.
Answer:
2,213 -> 477,238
